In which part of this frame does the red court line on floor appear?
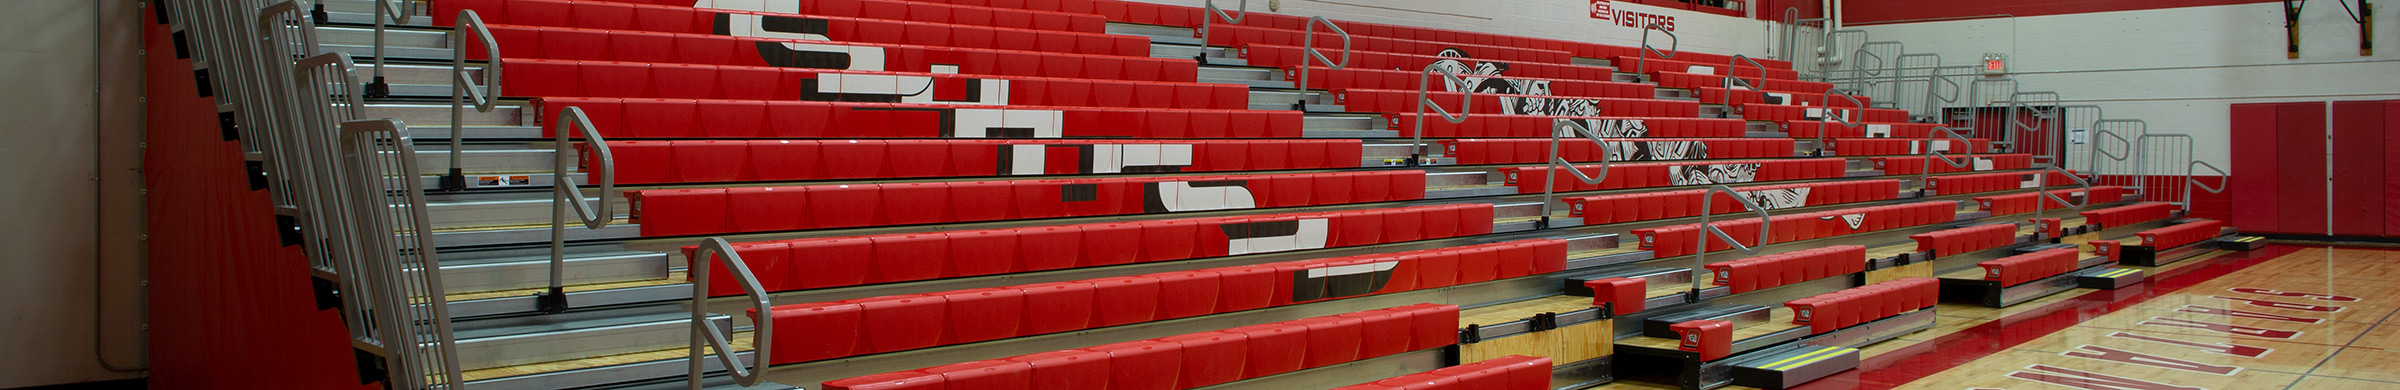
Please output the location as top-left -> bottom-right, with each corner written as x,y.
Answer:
1788,244 -> 2308,390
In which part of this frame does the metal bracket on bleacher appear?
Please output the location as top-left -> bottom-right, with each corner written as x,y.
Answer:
275,214 -> 303,247
313,275 -> 341,311
309,3 -> 329,26
1459,324 -> 1483,344
216,110 -> 237,141
245,160 -> 269,190
1529,312 -> 1559,332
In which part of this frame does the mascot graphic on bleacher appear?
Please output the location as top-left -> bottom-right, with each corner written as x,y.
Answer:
1429,48 -> 1707,162
1666,163 -> 1759,186
1737,188 -> 1811,210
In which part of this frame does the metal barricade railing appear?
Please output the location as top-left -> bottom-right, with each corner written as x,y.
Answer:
1195,0 -> 1246,61
1921,65 -> 1976,119
2055,105 -> 2107,172
364,0 -> 417,97
542,106 -> 616,314
1635,23 -> 1678,76
1722,55 -> 1767,107
441,9 -> 503,191
2008,91 -> 2062,165
337,117 -> 465,390
1963,78 -> 2019,144
2135,134 -> 2196,203
1538,118 -> 1614,228
255,1 -> 321,267
1778,8 -> 1826,77
1812,89 -> 1867,150
1691,186 -> 1771,290
2088,120 -> 2145,194
1293,16 -> 1350,110
1411,63 -> 1473,164
686,238 -> 773,390
2031,166 -> 2093,227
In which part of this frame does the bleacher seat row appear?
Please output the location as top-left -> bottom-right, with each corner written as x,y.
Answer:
1977,248 -> 2082,286
1923,170 -> 2080,196
1388,115 -> 1748,139
1742,104 -> 1904,123
585,0 -> 1115,34
1566,180 -> 1904,223
1705,245 -> 1868,293
1651,71 -> 1832,95
1608,56 -> 1799,79
1972,186 -> 2127,216
1824,138 -> 1992,157
1907,223 -> 2018,257
1440,138 -> 1795,165
1286,66 -> 1654,99
535,97 -> 1305,139
1205,24 -> 1572,64
628,170 -> 1431,234
817,304 -> 1462,390
1871,154 -> 2035,175
1784,278 -> 1940,334
593,139 -> 1367,184
1782,121 -> 1945,139
442,0 -> 1159,59
2138,220 -> 2226,249
504,59 -> 1249,108
2079,202 -> 2178,229
1242,44 -> 1612,82
1340,89 -> 1699,118
1695,87 -> 1869,109
743,240 -> 1555,364
1331,355 -> 1555,390
1634,201 -> 1959,258
668,204 -> 1497,290
1506,158 -> 1852,194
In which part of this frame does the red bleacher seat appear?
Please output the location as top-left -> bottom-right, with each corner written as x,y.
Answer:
538,97 -> 1302,139
2080,202 -> 2178,229
1566,180 -> 1904,224
1335,355 -> 1553,390
1634,201 -> 1959,258
1439,138 -> 1792,165
1972,186 -> 2127,216
1922,170 -> 2080,195
1741,104 -> 1905,123
1703,245 -> 1866,293
1908,223 -> 2018,257
1389,115 -> 1746,139
1824,138 -> 1992,156
1784,278 -> 1938,334
1651,71 -> 1832,95
1977,248 -> 2081,286
1340,89 -> 1696,118
1507,158 -> 1852,195
1783,121 -> 1943,138
2136,220 -> 2226,249
1289,66 -> 1652,100
1872,154 -> 2035,175
1607,56 -> 1800,79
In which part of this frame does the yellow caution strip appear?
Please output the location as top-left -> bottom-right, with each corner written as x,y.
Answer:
1761,346 -> 1858,371
2095,268 -> 2140,278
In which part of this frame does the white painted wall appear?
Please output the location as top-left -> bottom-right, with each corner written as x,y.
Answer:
0,0 -> 148,387
1128,0 -> 1779,59
1847,2 -> 2400,169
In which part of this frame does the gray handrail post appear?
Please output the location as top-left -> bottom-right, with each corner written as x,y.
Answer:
2031,165 -> 2093,231
1724,54 -> 1768,108
364,0 -> 414,97
687,237 -> 774,390
1816,89 -> 1867,154
1196,0 -> 1247,61
1692,186 -> 1772,291
1411,64 -> 1473,165
1921,126 -> 1975,188
2183,161 -> 2228,215
1636,23 -> 1678,77
442,9 -> 502,191
1294,16 -> 1351,110
541,106 -> 614,314
1539,118 -> 1613,229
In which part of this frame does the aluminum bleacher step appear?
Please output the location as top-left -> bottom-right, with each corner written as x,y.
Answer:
1248,89 -> 1343,111
1106,22 -> 1203,45
367,103 -> 529,126
1199,65 -> 1291,88
1729,344 -> 1860,389
432,223 -> 642,248
314,0 -> 434,27
425,195 -> 627,231
451,305 -> 727,371
439,250 -> 669,295
412,147 -> 556,177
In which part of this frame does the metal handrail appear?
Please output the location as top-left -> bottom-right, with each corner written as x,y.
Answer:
1722,54 -> 1767,107
442,9 -> 502,191
2182,161 -> 2228,215
1922,126 -> 1975,186
1635,23 -> 1678,76
1813,89 -> 1867,149
687,237 -> 773,389
2091,127 -> 2131,162
541,106 -> 614,314
1195,0 -> 1247,61
2031,165 -> 2094,225
337,117 -> 465,390
365,0 -> 417,97
1538,118 -> 1614,227
1691,185 -> 1771,290
1411,63 -> 1473,164
1294,16 -> 1351,110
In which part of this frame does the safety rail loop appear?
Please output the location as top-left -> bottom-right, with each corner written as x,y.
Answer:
1692,185 -> 1771,291
2030,165 -> 2093,233
1635,23 -> 1678,78
364,0 -> 417,97
1538,118 -> 1614,229
1410,63 -> 1473,165
687,237 -> 774,390
2183,161 -> 2227,215
542,106 -> 615,314
442,9 -> 503,191
2136,133 -> 2197,205
1921,126 -> 1975,187
1812,88 -> 1868,154
337,116 -> 465,390
1293,16 -> 1351,110
1722,54 -> 1767,108
1195,0 -> 1246,61
2090,120 -> 2147,194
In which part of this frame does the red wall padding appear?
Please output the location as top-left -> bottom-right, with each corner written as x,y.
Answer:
2331,101 -> 2385,237
2273,102 -> 2326,235
2227,103 -> 2278,232
2389,101 -> 2400,235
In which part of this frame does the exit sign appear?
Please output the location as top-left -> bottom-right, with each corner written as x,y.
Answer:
1982,53 -> 2007,74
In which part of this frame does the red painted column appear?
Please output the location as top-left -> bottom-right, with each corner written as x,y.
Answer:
2387,100 -> 2400,236
2330,101 -> 2386,237
2274,102 -> 2327,235
2228,103 -> 2279,233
